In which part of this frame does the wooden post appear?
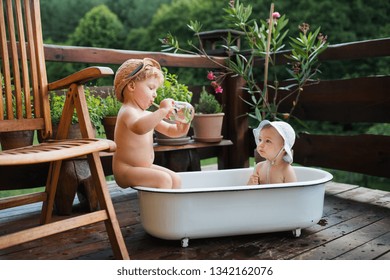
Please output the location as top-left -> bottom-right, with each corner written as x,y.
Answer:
222,74 -> 251,168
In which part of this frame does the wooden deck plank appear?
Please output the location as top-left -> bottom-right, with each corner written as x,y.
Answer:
324,181 -> 360,195
334,187 -> 390,206
0,181 -> 389,260
374,193 -> 390,209
335,231 -> 390,260
0,196 -> 136,259
291,216 -> 390,260
376,250 -> 390,260
255,196 -> 390,260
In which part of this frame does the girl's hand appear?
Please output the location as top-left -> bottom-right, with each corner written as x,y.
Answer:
247,174 -> 259,185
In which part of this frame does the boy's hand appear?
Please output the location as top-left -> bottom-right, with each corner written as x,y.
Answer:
160,98 -> 174,110
159,98 -> 174,118
175,121 -> 190,134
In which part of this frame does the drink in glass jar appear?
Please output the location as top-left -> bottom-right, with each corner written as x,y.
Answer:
166,101 -> 194,124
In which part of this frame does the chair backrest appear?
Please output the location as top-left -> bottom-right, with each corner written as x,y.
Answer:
0,0 -> 52,138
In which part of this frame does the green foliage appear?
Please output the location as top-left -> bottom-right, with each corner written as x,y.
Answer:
40,0 -> 390,62
49,87 -> 105,134
102,91 -> 122,117
106,0 -> 171,30
162,0 -> 328,128
155,68 -> 193,104
41,0 -> 105,43
46,4 -> 124,87
127,0 -> 229,51
1,94 -> 32,119
40,0 -> 390,85
195,87 -> 223,114
1,77 -> 33,119
69,4 -> 124,49
49,92 -> 72,125
366,123 -> 390,136
86,90 -> 106,135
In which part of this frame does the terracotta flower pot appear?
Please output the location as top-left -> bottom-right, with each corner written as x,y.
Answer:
0,130 -> 34,150
102,116 -> 117,141
37,123 -> 96,143
192,113 -> 224,143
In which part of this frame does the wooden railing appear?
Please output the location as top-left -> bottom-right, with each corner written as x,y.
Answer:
42,37 -> 390,179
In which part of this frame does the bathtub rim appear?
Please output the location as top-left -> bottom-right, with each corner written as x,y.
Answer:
131,166 -> 333,194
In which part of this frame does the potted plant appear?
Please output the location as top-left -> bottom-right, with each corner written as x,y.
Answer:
154,68 -> 193,105
192,85 -> 224,142
102,90 -> 121,140
153,68 -> 193,145
48,87 -> 105,139
0,91 -> 34,150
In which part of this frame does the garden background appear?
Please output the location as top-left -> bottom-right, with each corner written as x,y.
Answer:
39,0 -> 390,190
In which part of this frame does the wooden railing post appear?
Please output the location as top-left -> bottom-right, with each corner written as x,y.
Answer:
222,74 -> 251,169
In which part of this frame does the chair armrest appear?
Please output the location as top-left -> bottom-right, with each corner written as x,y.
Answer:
48,66 -> 114,90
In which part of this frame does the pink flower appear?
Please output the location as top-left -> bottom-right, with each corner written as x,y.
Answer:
214,85 -> 223,93
215,86 -> 223,94
207,71 -> 223,93
272,12 -> 280,19
207,71 -> 216,81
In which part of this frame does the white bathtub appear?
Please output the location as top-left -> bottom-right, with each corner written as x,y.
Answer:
132,166 -> 333,247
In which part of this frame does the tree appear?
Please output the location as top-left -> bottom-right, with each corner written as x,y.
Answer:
126,0 -> 230,51
69,4 -> 124,49
105,0 -> 172,30
41,0 -> 106,43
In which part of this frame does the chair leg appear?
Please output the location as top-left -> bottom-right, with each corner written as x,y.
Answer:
87,152 -> 130,260
41,160 -> 63,224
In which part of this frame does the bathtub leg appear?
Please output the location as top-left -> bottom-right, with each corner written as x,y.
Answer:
292,228 -> 301,237
181,237 -> 189,248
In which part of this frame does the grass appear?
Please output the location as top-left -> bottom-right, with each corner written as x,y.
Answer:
200,157 -> 218,166
0,187 -> 45,198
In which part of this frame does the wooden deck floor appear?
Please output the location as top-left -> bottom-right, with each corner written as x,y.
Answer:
0,177 -> 389,260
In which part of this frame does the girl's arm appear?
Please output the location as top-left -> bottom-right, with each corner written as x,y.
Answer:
284,165 -> 298,183
247,163 -> 261,185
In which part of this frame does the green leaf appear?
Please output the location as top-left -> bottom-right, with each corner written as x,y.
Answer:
255,107 -> 262,121
290,36 -> 304,46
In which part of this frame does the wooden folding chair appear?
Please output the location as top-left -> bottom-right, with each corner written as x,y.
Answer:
0,0 -> 129,259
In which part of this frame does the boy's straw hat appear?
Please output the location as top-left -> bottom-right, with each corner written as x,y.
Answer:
114,58 -> 161,101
